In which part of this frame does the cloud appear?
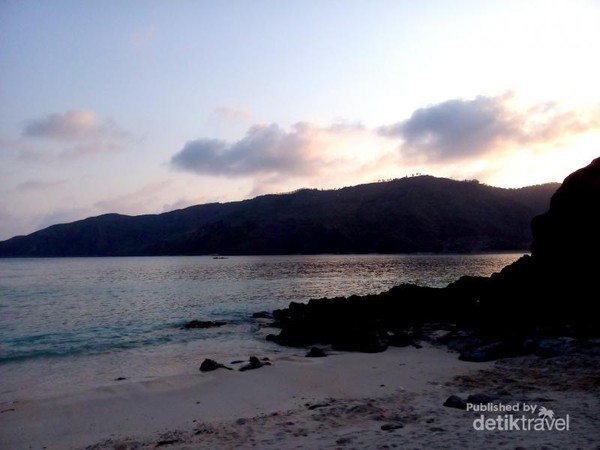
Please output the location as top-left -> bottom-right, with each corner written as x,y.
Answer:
23,109 -> 128,142
94,181 -> 173,214
15,180 -> 68,193
17,109 -> 131,161
23,110 -> 100,140
58,141 -> 121,159
171,122 -> 334,177
379,94 -> 600,161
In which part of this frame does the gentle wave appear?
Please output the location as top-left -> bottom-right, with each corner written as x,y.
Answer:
0,254 -> 522,364
1,317 -> 253,364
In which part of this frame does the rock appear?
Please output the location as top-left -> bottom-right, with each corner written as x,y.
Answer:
459,341 -> 506,362
443,395 -> 467,410
183,320 -> 226,330
307,402 -> 330,410
528,157 -> 600,328
305,347 -> 327,358
534,337 -> 577,358
199,358 -> 232,372
156,439 -> 181,447
445,333 -> 486,353
252,311 -> 273,319
331,329 -> 389,353
200,359 -> 219,372
531,157 -> 600,266
381,423 -> 404,431
239,356 -> 271,372
458,338 -> 533,362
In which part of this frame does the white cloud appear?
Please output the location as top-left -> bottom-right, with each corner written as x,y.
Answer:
379,94 -> 600,161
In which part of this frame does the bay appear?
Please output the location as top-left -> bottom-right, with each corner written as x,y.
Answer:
0,254 -> 521,401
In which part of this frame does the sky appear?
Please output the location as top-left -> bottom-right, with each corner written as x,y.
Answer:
1,0 -> 600,240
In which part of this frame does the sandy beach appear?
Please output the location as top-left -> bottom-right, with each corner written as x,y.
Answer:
1,344 -> 597,450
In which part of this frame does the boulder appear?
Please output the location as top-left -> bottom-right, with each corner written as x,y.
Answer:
199,358 -> 232,372
239,356 -> 271,372
443,395 -> 467,410
531,157 -> 600,266
183,320 -> 226,330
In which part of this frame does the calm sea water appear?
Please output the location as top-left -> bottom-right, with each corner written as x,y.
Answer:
0,254 -> 521,400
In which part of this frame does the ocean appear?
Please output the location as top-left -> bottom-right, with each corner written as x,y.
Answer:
0,254 -> 521,401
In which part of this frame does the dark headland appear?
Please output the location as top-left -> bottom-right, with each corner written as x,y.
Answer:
266,158 -> 600,360
0,176 -> 557,257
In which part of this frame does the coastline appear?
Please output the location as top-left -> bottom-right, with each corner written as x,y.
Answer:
1,345 -> 481,449
2,344 -> 597,450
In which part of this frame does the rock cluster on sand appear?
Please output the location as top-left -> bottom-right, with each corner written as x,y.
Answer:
200,356 -> 272,372
266,158 -> 600,359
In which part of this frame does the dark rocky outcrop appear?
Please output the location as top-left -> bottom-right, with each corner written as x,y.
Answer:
267,158 -> 600,358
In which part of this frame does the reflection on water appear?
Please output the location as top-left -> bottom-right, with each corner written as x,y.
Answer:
0,254 -> 523,363
0,254 -> 524,400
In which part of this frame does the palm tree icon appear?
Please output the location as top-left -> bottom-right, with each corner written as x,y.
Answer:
538,406 -> 555,422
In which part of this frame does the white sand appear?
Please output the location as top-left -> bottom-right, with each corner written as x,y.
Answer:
1,345 -> 597,449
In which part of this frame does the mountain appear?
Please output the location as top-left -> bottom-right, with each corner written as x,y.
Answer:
0,176 -> 559,257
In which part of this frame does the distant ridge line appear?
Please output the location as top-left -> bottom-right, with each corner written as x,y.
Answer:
0,176 -> 560,257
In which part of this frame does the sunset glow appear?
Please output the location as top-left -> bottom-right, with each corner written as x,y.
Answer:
1,0 -> 599,239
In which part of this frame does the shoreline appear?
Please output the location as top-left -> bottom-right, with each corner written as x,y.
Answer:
0,345 -> 485,449
2,344 -> 597,450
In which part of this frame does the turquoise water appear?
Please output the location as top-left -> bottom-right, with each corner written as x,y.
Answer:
0,254 -> 522,401
0,254 -> 521,364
